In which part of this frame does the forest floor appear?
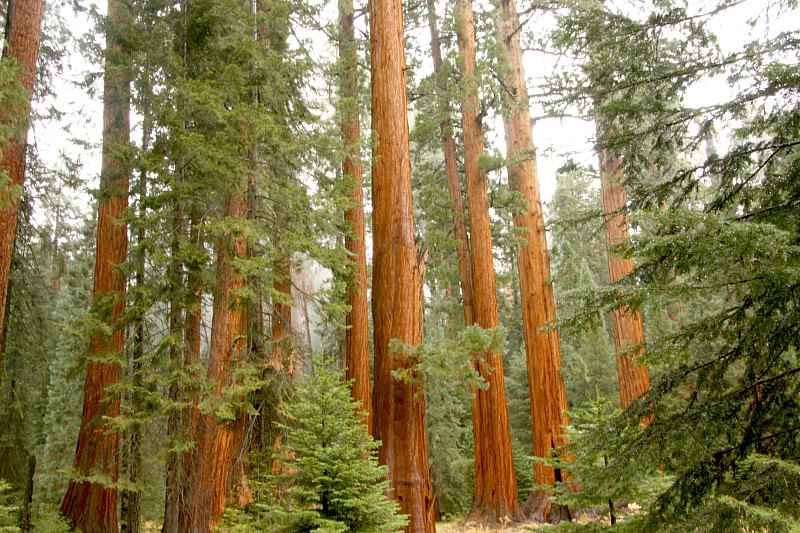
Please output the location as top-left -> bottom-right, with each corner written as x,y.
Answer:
438,520 -> 546,532
438,507 -> 632,532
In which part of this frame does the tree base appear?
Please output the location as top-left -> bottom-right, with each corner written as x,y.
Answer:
464,503 -> 525,528
524,492 -> 571,524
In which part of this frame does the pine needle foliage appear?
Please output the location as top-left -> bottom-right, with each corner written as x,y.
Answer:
540,0 -> 800,530
271,358 -> 407,533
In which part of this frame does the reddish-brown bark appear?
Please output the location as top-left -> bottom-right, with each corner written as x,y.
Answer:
225,172 -> 261,510
496,0 -> 569,517
185,191 -> 248,532
59,2 -> 130,531
369,0 -> 435,529
455,0 -> 521,521
0,0 -> 45,360
339,0 -> 372,432
597,146 -> 651,409
425,0 -> 475,327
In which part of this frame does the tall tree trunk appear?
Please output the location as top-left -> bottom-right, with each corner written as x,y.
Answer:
270,255 -> 292,373
123,99 -> 150,533
369,0 -> 435,529
266,253 -> 294,482
496,0 -> 569,518
597,137 -> 651,409
19,454 -> 34,532
185,191 -> 248,532
169,210 -> 204,533
162,182 -> 186,532
225,170 -> 261,510
425,0 -> 475,327
338,0 -> 372,431
163,3 -> 195,529
411,249 -> 437,529
0,0 -> 45,362
455,0 -> 521,522
59,1 -> 131,531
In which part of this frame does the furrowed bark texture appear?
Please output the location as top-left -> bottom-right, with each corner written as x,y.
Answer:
496,0 -> 569,511
185,192 -> 248,532
598,146 -> 651,409
339,0 -> 372,432
369,0 -> 435,529
425,0 -> 475,327
0,0 -> 44,360
225,172 -> 261,511
456,0 -> 521,521
59,1 -> 130,530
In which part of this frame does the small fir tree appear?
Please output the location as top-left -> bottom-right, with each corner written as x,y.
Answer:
274,358 -> 406,533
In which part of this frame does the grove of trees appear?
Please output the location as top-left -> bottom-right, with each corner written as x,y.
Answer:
1,0 -> 798,531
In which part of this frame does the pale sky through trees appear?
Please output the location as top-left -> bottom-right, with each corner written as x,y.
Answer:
31,0 -> 786,234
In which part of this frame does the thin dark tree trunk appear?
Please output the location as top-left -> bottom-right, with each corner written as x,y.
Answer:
2,0 -> 12,46
339,0 -> 372,433
163,2 -> 191,530
60,1 -> 131,530
456,0 -> 521,522
163,157 -> 187,533
496,0 -> 570,520
0,0 -> 44,362
20,454 -> 34,532
270,255 -> 292,373
425,0 -> 475,327
369,0 -> 436,529
123,71 -> 152,533
172,210 -> 204,533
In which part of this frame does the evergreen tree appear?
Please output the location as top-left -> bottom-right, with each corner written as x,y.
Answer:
272,360 -> 406,533
494,0 -> 570,518
456,0 -> 521,521
543,0 -> 800,529
60,0 -> 132,528
550,163 -> 617,406
369,0 -> 436,529
0,0 -> 45,363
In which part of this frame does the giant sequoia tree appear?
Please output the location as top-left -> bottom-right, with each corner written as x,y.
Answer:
186,190 -> 248,531
496,0 -> 569,516
338,0 -> 371,431
176,1 -> 262,529
369,0 -> 435,529
597,135 -> 651,409
546,1 -> 800,529
60,0 -> 131,530
0,0 -> 45,361
456,0 -> 521,521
